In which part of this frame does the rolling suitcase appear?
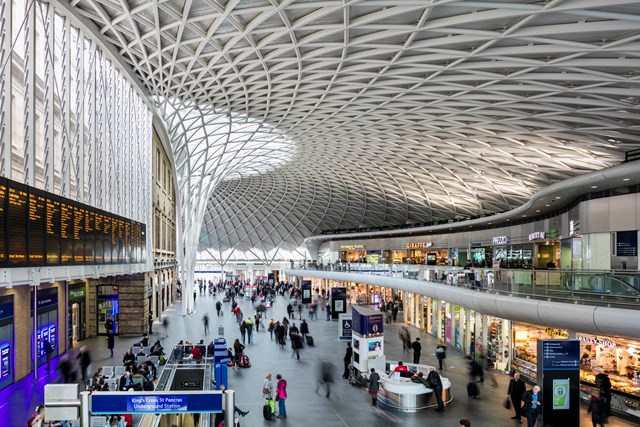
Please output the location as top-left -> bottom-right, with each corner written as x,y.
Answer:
305,335 -> 314,346
467,382 -> 479,397
263,398 -> 275,420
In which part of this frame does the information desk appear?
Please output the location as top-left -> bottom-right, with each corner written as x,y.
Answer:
377,361 -> 452,413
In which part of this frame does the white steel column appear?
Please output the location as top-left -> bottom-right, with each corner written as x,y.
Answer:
0,0 -> 12,178
23,0 -> 37,186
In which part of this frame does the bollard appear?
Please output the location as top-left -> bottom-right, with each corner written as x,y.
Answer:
225,389 -> 235,427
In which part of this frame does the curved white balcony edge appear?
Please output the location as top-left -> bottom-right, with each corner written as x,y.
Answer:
285,269 -> 640,339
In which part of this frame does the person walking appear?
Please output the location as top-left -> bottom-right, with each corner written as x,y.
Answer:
368,368 -> 380,406
435,342 -> 447,370
507,372 -> 526,422
216,300 -> 222,316
203,314 -> 209,335
317,361 -> 334,398
522,385 -> 543,427
104,315 -> 115,335
300,319 -> 309,340
44,338 -> 53,370
107,332 -> 115,357
240,321 -> 247,345
427,367 -> 445,413
246,318 -> 254,344
148,313 -> 154,334
276,374 -> 287,418
412,338 -> 422,364
162,317 -> 169,339
588,393 -> 607,427
342,342 -> 353,379
75,346 -> 92,381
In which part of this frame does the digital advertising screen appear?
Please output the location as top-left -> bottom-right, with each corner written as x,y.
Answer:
368,341 -> 382,352
49,325 -> 56,351
40,328 -> 50,358
7,183 -> 28,266
0,345 -> 9,379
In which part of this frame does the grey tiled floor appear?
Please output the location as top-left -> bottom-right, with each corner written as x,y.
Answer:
5,290 -> 638,427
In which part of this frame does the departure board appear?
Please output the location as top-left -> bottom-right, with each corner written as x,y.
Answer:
0,178 -> 6,265
73,204 -> 85,264
103,215 -> 112,264
0,177 -> 146,267
45,196 -> 61,265
85,208 -> 94,263
28,189 -> 46,266
141,223 -> 146,262
60,201 -> 74,265
7,183 -> 28,266
93,210 -> 104,264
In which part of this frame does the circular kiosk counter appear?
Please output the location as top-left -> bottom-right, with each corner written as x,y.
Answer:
377,361 -> 453,412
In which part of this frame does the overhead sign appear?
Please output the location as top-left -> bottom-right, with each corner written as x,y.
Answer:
405,242 -> 433,249
616,231 -> 638,256
542,340 -> 580,370
340,245 -> 364,250
338,314 -> 352,341
529,231 -> 546,241
492,236 -> 509,245
301,280 -> 312,304
91,391 -> 223,414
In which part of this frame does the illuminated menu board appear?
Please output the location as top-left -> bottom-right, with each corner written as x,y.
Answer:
28,189 -> 46,266
73,204 -> 85,264
7,183 -> 28,266
0,178 -> 6,265
94,211 -> 104,263
0,177 -> 146,267
60,201 -> 74,265
85,209 -> 95,263
45,196 -> 61,265
103,215 -> 112,264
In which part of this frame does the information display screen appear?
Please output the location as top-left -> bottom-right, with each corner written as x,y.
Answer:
49,325 -> 56,351
0,345 -> 9,379
0,177 -> 145,267
542,340 -> 580,370
7,183 -> 29,266
0,179 -> 6,265
28,189 -> 46,266
91,392 -> 223,414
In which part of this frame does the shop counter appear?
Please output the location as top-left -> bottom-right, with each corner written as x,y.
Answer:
377,362 -> 452,412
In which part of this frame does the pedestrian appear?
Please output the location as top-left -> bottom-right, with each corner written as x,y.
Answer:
412,337 -> 421,364
240,321 -> 247,345
276,374 -> 287,418
427,368 -> 445,413
268,319 -> 275,340
300,319 -> 309,340
317,361 -> 334,398
203,314 -> 209,335
399,327 -> 411,352
287,303 -> 294,319
507,372 -> 526,422
460,420 -> 471,427
75,346 -> 92,381
342,342 -> 352,379
148,313 -> 153,334
58,354 -> 72,383
326,302 -> 331,320
44,338 -> 53,370
368,368 -> 380,406
588,393 -> 607,427
216,300 -> 222,317
290,332 -> 303,360
107,332 -> 115,357
392,304 -> 399,322
162,317 -> 169,339
254,314 -> 261,332
262,373 -> 274,398
522,385 -> 543,427
233,339 -> 244,368
435,341 -> 447,370
246,318 -> 254,344
193,289 -> 197,303
104,315 -> 115,335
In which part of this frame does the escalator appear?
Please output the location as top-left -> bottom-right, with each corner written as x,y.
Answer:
563,272 -> 640,298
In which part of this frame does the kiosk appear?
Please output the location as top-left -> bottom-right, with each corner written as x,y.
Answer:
378,361 -> 453,412
351,305 -> 385,374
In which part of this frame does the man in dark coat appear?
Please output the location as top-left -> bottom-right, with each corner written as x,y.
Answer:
522,385 -> 543,427
107,332 -> 115,357
342,342 -> 353,379
507,372 -> 526,421
75,346 -> 92,380
412,338 -> 422,364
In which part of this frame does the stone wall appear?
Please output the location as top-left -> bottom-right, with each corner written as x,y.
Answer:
116,273 -> 149,336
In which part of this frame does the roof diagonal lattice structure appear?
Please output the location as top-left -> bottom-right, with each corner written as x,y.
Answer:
68,0 -> 640,260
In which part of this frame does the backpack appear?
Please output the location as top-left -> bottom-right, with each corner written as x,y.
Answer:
159,356 -> 167,365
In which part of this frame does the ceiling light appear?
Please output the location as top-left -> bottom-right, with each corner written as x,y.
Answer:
590,186 -> 598,189
536,210 -> 540,213
623,178 -> 630,181
555,196 -> 561,199
546,204 -> 551,207
523,215 -> 527,217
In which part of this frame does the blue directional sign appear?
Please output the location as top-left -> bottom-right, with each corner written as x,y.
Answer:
91,391 -> 223,414
542,340 -> 580,370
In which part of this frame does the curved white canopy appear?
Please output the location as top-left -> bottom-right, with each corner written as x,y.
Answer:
69,0 -> 640,254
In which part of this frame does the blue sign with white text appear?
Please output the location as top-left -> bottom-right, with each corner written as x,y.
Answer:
542,340 -> 580,370
91,392 -> 223,414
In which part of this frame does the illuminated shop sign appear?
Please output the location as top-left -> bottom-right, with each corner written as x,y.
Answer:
492,236 -> 509,245
569,220 -> 580,236
577,335 -> 617,348
529,231 -> 546,241
340,245 -> 365,250
544,327 -> 569,339
405,242 -> 433,249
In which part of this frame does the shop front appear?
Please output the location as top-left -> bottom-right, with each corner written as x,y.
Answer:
389,249 -> 407,264
470,244 -> 492,267
31,287 -> 59,368
68,283 -> 87,348
493,236 -> 533,269
339,245 -> 366,263
578,333 -> 640,421
427,249 -> 449,266
511,322 -> 569,382
0,296 -> 14,391
486,316 -> 511,371
529,230 -> 560,269
97,285 -> 119,335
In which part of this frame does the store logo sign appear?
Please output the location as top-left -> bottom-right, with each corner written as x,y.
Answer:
529,231 -> 546,241
340,245 -> 365,250
569,221 -> 580,236
405,242 -> 433,249
492,236 -> 509,245
577,335 -> 617,348
545,327 -> 569,338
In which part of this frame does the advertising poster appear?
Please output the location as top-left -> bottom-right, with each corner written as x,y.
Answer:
0,345 -> 9,378
41,328 -> 49,358
49,325 -> 56,351
553,379 -> 570,410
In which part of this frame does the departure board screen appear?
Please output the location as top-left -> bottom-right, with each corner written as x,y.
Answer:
45,196 -> 61,265
0,177 -> 145,268
103,215 -> 112,264
85,208 -> 94,264
0,178 -> 6,265
93,210 -> 104,264
73,204 -> 85,264
60,201 -> 74,265
141,223 -> 146,262
28,189 -> 46,266
7,183 -> 28,266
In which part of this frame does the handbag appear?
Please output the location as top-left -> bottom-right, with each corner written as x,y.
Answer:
504,398 -> 511,410
262,387 -> 270,395
275,394 -> 280,401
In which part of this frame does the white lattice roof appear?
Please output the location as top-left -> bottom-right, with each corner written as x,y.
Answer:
70,0 -> 640,254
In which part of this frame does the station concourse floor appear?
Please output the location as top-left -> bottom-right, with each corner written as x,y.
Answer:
2,291 -> 637,427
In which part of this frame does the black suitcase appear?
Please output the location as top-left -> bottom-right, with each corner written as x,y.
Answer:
305,335 -> 314,346
467,382 -> 479,397
263,404 -> 273,420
